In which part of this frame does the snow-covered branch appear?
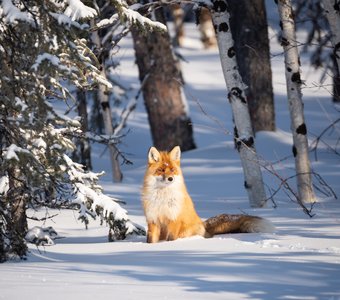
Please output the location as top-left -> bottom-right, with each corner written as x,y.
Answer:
64,155 -> 145,240
93,0 -> 167,32
64,0 -> 97,20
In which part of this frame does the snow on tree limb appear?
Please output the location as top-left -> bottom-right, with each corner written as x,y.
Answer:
0,1 -> 145,257
94,0 -> 167,32
1,0 -> 97,25
0,0 -> 34,24
63,155 -> 145,240
64,0 -> 97,20
0,176 -> 9,196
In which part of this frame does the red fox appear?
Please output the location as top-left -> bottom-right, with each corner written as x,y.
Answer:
142,146 -> 274,243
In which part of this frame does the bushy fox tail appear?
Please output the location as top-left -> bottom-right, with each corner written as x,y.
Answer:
204,214 -> 275,237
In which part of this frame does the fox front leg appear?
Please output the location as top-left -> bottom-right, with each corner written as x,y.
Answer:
147,222 -> 161,243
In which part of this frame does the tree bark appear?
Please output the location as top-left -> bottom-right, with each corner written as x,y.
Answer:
98,72 -> 123,182
228,0 -> 275,132
91,30 -> 123,182
208,0 -> 267,208
171,4 -> 185,47
277,0 -> 316,203
322,0 -> 340,102
332,54 -> 340,102
7,169 -> 28,258
131,8 -> 196,152
73,89 -> 92,170
199,8 -> 218,49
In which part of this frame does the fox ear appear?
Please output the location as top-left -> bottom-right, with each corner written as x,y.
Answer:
169,146 -> 181,161
148,147 -> 160,163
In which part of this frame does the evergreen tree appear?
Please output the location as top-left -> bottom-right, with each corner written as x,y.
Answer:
0,0 -> 145,261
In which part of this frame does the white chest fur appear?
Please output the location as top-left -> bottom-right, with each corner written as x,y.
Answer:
143,177 -> 183,223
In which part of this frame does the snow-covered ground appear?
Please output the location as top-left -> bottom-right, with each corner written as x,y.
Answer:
1,5 -> 340,300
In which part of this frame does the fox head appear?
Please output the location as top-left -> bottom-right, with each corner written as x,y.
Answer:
145,146 -> 183,187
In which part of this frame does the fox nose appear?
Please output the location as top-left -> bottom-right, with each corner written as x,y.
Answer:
167,177 -> 173,182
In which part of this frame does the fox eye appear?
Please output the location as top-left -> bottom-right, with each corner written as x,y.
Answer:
157,168 -> 165,172
170,168 -> 175,172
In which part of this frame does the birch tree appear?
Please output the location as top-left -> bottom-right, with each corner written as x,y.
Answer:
207,0 -> 267,208
228,0 -> 275,132
277,0 -> 316,203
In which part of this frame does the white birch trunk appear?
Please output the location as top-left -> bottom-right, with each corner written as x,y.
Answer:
91,30 -> 123,182
208,0 -> 266,208
277,0 -> 315,203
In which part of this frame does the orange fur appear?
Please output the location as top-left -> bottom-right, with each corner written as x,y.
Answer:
142,146 -> 274,243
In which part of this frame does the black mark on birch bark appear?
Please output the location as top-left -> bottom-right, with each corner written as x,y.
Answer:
227,46 -> 235,57
212,0 -> 228,13
229,87 -> 247,104
280,37 -> 289,47
218,22 -> 229,32
296,123 -> 307,135
242,137 -> 254,148
244,181 -> 251,189
234,126 -> 241,150
291,72 -> 302,84
101,102 -> 110,110
292,145 -> 297,157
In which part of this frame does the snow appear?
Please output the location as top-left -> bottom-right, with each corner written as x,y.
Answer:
31,53 -> 68,72
0,175 -> 9,195
4,144 -> 30,161
1,3 -> 340,300
64,0 -> 97,21
1,0 -> 34,25
95,1 -> 167,32
25,227 -> 60,246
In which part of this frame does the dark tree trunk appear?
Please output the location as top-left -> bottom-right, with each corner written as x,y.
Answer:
322,0 -> 340,103
332,54 -> 340,102
73,89 -> 92,170
228,0 -> 275,132
7,170 -> 28,259
10,194 -> 27,257
131,9 -> 196,152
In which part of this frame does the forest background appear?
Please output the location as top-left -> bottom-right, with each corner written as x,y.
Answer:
0,0 -> 340,299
